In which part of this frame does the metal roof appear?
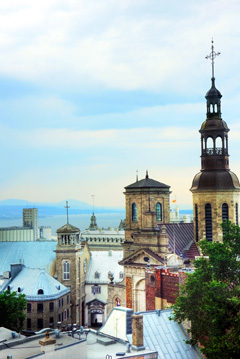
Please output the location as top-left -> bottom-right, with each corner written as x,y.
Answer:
0,242 -> 56,275
129,309 -> 201,359
56,223 -> 80,233
125,175 -> 170,190
9,266 -> 70,301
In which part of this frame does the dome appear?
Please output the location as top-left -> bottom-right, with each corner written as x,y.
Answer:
190,170 -> 240,191
200,119 -> 229,131
205,77 -> 222,99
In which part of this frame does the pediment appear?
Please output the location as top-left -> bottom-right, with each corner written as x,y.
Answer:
119,248 -> 164,266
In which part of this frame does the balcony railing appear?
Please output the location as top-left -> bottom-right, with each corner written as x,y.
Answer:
203,147 -> 227,156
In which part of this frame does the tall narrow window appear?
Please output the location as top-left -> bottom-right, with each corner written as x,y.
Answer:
155,203 -> 162,221
63,261 -> 70,280
195,204 -> 199,242
132,203 -> 137,222
236,203 -> 239,226
222,203 -> 229,222
205,203 -> 212,241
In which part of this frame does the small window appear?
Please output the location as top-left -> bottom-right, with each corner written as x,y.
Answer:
27,318 -> 31,329
119,272 -> 124,279
67,295 -> 70,304
27,303 -> 32,312
17,287 -> 21,293
38,289 -> 44,295
37,318 -> 43,329
58,299 -> 61,308
155,203 -> 162,221
49,302 -> 54,312
58,313 -> 61,322
37,303 -> 43,312
132,203 -> 137,222
92,285 -> 101,294
49,317 -> 54,324
94,271 -> 100,279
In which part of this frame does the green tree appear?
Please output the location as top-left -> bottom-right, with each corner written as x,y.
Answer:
172,221 -> 240,359
0,290 -> 27,332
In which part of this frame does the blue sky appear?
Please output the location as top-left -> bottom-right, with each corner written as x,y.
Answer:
1,0 -> 240,208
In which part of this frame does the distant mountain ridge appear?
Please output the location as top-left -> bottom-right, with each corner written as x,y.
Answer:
0,199 -> 125,219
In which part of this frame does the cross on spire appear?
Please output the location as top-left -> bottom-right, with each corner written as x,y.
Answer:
205,39 -> 220,79
65,201 -> 70,224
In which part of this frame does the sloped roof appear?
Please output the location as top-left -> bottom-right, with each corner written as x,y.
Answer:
138,309 -> 201,358
0,242 -> 56,275
56,223 -> 80,233
86,251 -> 123,283
158,223 -> 194,256
125,175 -> 170,190
10,266 -> 70,300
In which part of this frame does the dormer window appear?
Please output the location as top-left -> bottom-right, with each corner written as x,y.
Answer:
119,272 -> 124,279
94,271 -> 100,279
17,287 -> 21,293
38,289 -> 44,295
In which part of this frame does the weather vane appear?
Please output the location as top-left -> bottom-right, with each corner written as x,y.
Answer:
92,195 -> 95,213
65,201 -> 70,224
205,39 -> 220,79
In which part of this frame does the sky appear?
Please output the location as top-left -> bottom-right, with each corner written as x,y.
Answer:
1,0 -> 240,209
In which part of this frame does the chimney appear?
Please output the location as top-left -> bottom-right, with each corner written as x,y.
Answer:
131,314 -> 145,351
39,332 -> 56,353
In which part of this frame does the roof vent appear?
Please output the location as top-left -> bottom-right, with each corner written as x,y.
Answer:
56,285 -> 61,290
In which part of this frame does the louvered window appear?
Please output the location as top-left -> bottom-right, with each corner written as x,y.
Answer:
132,203 -> 137,222
205,203 -> 212,241
156,203 -> 162,221
195,204 -> 199,242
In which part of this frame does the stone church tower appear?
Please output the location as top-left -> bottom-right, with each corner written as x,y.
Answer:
190,42 -> 240,242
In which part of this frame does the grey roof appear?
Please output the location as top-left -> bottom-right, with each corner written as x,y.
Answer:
0,242 -> 56,275
9,266 -> 70,301
158,223 -> 194,256
131,309 -> 201,359
125,176 -> 170,190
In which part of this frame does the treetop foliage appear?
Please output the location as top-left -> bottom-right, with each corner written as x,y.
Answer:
0,290 -> 27,332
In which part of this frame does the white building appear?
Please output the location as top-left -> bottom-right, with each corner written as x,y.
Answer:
85,250 -> 124,327
0,227 -> 34,242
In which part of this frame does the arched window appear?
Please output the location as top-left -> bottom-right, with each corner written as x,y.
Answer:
205,203 -> 212,241
222,203 -> 229,222
63,261 -> 70,280
206,137 -> 214,149
132,203 -> 137,222
236,203 -> 239,226
195,204 -> 199,242
38,289 -> 44,295
155,203 -> 162,221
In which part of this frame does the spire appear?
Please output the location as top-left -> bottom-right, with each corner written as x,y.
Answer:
136,170 -> 138,182
146,170 -> 149,179
64,201 -> 70,224
205,40 -> 222,119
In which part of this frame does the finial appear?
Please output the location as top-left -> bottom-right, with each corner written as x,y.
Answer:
146,170 -> 149,179
64,201 -> 70,224
136,170 -> 138,182
205,39 -> 220,80
91,195 -> 95,214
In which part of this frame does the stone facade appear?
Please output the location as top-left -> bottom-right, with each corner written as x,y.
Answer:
192,190 -> 240,243
25,293 -> 70,331
55,223 -> 91,326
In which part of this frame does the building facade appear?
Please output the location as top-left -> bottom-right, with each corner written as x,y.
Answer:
23,208 -> 38,241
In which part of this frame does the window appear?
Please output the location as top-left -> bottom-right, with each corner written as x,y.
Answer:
108,271 -> 113,279
119,272 -> 124,279
155,203 -> 162,222
27,318 -> 31,329
205,203 -> 212,241
63,261 -> 70,280
236,203 -> 239,226
132,203 -> 137,222
38,289 -> 44,295
67,295 -> 70,304
37,303 -> 43,312
222,203 -> 229,222
94,271 -> 100,279
27,303 -> 32,312
92,285 -> 101,294
64,310 -> 67,320
49,317 -> 54,324
195,204 -> 199,242
62,297 -> 64,306
58,314 -> 61,322
58,299 -> 61,308
49,302 -> 54,312
37,318 -> 43,329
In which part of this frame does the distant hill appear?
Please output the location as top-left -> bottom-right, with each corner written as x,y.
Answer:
0,199 -> 125,219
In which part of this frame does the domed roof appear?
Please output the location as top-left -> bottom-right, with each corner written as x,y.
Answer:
205,77 -> 222,99
56,223 -> 80,233
200,119 -> 229,131
190,170 -> 240,191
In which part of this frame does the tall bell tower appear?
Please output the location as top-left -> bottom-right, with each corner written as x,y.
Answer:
191,41 -> 240,242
